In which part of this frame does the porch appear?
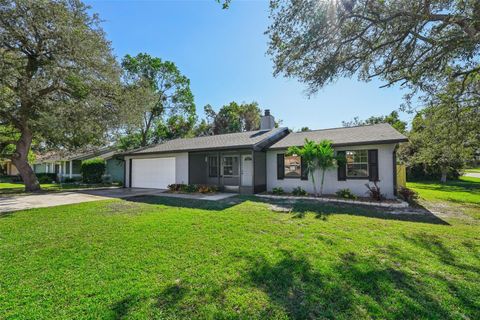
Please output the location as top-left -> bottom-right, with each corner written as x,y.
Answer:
188,149 -> 267,194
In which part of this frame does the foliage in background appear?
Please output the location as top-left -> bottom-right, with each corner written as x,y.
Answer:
119,53 -> 196,150
399,81 -> 479,182
0,0 -> 121,191
195,102 -> 262,136
342,111 -> 407,134
80,158 -> 106,184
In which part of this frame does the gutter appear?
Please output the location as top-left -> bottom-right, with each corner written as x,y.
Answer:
268,138 -> 409,150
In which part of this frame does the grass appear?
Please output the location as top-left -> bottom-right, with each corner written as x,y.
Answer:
0,182 -> 119,195
465,167 -> 480,174
0,187 -> 479,319
407,176 -> 480,220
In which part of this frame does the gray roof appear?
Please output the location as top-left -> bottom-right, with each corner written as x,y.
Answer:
270,123 -> 408,149
130,127 -> 289,154
35,147 -> 119,163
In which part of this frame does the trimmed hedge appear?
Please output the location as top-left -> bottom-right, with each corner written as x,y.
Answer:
36,173 -> 58,184
81,158 -> 106,184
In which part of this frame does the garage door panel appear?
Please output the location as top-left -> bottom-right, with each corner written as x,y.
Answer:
131,158 -> 176,189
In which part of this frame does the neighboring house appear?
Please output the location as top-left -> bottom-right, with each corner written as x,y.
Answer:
1,160 -> 19,176
124,110 -> 408,199
34,148 -> 125,183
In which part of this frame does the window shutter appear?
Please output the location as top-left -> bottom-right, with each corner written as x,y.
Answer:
300,157 -> 308,180
337,151 -> 346,181
277,153 -> 284,180
368,149 -> 379,181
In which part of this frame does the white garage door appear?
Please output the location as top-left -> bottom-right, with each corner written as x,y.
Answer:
131,158 -> 176,189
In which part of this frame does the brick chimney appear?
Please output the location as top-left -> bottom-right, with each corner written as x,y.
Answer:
260,109 -> 275,130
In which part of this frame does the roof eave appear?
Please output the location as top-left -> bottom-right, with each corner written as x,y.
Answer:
126,144 -> 257,156
269,138 -> 409,150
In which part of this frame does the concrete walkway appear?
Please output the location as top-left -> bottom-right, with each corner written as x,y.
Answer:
0,188 -> 236,213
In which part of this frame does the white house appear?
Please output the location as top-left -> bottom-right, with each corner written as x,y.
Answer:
123,111 -> 408,199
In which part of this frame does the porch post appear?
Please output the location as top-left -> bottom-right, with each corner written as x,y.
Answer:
69,160 -> 72,178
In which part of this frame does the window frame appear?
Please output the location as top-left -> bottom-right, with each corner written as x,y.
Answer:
222,155 -> 239,177
345,150 -> 369,179
284,154 -> 301,179
208,155 -> 218,177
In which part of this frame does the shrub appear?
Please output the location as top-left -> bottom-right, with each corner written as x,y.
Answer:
63,177 -> 81,184
36,173 -> 57,184
272,187 -> 284,195
407,164 -> 460,181
335,188 -> 357,200
184,184 -> 198,193
292,186 -> 308,196
398,187 -> 418,203
365,181 -> 384,201
197,184 -> 218,193
168,184 -> 186,192
80,158 -> 106,184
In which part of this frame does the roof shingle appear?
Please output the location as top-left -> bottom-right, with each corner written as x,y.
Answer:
269,123 -> 408,149
130,127 -> 288,154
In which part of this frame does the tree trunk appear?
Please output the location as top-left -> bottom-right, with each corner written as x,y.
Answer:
320,169 -> 326,196
310,169 -> 318,197
11,128 -> 41,192
440,167 -> 448,184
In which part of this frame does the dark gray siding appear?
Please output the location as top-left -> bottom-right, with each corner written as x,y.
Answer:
253,151 -> 267,193
188,153 -> 207,184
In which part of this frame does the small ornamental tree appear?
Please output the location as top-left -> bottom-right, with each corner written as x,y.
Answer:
81,158 -> 106,184
288,139 -> 342,196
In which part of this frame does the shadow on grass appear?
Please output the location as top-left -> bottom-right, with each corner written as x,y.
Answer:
243,247 -> 480,319
405,234 -> 480,274
251,196 -> 450,225
110,247 -> 478,319
123,194 -> 449,225
124,194 -> 244,211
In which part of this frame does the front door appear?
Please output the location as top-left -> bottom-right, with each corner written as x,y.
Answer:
241,155 -> 253,186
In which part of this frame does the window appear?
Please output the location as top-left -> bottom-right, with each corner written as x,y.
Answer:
284,155 -> 301,178
222,156 -> 239,176
208,156 -> 218,177
346,150 -> 368,178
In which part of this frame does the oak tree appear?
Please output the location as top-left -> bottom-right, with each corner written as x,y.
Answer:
0,0 -> 121,191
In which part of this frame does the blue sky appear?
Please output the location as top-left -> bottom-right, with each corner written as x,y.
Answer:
87,0 -> 411,130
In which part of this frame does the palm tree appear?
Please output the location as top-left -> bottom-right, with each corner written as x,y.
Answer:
315,140 -> 338,196
287,139 -> 341,196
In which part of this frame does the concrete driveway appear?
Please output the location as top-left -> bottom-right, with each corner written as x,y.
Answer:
465,172 -> 480,178
0,188 -> 166,213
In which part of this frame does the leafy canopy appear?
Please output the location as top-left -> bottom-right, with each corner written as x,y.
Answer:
0,0 -> 121,190
400,80 -> 479,182
342,111 -> 407,134
119,53 -> 196,150
267,0 -> 480,106
195,102 -> 262,136
0,0 -> 121,149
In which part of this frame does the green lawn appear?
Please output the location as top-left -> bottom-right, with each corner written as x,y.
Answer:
465,168 -> 480,174
0,184 -> 479,319
0,182 -> 118,195
407,176 -> 480,219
